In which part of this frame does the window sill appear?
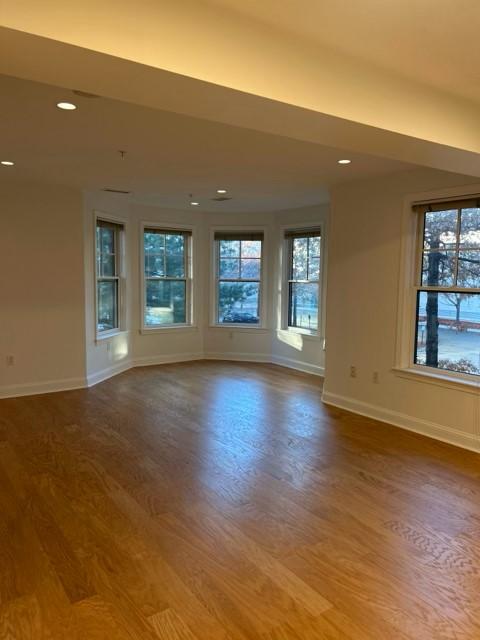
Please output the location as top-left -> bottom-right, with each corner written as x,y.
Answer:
209,324 -> 270,333
392,367 -> 480,394
95,329 -> 128,343
140,325 -> 198,335
278,328 -> 320,340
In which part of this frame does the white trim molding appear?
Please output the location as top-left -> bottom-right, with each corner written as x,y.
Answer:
86,359 -> 133,387
204,351 -> 271,363
322,391 -> 480,454
132,352 -> 204,368
204,352 -> 324,376
0,352 -> 324,399
0,377 -> 86,399
272,354 -> 324,376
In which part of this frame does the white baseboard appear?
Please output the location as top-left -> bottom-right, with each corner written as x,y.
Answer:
0,376 -> 86,399
132,352 -> 205,367
0,353 -> 323,400
322,391 -> 480,453
203,351 -> 271,363
86,359 -> 133,387
272,354 -> 324,377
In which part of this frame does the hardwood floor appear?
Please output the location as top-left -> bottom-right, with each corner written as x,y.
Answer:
1,361 -> 479,639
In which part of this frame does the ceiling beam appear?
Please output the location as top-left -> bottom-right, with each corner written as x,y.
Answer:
1,0 -> 480,177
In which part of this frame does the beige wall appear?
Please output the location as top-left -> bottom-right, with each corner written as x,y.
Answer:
324,169 -> 480,451
0,179 -> 85,396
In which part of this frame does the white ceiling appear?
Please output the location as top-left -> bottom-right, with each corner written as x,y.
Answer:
208,0 -> 480,105
0,74 -> 415,212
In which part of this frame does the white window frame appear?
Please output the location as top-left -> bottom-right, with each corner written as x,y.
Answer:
140,222 -> 194,332
210,226 -> 268,330
395,185 -> 480,392
94,212 -> 126,341
282,226 -> 322,337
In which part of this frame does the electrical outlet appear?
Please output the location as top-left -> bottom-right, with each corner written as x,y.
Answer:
6,355 -> 15,366
350,365 -> 357,378
229,331 -> 234,340
373,371 -> 379,384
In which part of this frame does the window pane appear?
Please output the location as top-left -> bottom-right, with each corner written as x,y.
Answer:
289,282 -> 318,330
457,250 -> 480,288
241,240 -> 262,258
97,280 -> 117,332
98,253 -> 115,277
460,208 -> 480,249
220,240 -> 240,257
219,258 -> 240,278
309,256 -> 320,280
415,291 -> 480,376
241,258 -> 260,279
98,227 -> 115,254
144,232 -> 165,253
165,234 -> 185,255
292,237 -> 308,279
309,236 -> 321,257
218,282 -> 259,324
421,251 -> 456,287
145,280 -> 186,326
423,210 -> 458,250
166,254 -> 185,278
145,252 -> 165,277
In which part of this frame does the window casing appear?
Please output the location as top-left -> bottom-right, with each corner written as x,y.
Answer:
412,199 -> 480,379
286,228 -> 321,333
214,231 -> 264,325
142,227 -> 192,328
96,219 -> 124,336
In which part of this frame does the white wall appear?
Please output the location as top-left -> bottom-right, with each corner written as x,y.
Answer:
323,168 -> 480,451
0,179 -> 86,396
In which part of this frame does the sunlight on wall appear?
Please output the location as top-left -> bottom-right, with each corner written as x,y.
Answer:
276,330 -> 304,352
111,335 -> 129,361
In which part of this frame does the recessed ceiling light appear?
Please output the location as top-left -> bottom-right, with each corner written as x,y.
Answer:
56,101 -> 77,110
1,160 -> 14,166
337,159 -> 351,164
190,201 -> 200,206
217,189 -> 227,194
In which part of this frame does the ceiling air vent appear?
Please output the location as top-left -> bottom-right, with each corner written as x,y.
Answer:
211,196 -> 232,202
72,89 -> 101,98
102,188 -> 131,194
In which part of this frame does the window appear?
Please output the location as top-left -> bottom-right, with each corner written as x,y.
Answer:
214,231 -> 264,325
413,200 -> 480,377
96,219 -> 124,335
143,228 -> 191,328
286,228 -> 321,332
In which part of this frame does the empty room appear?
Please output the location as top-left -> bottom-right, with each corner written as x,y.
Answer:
1,2 -> 480,638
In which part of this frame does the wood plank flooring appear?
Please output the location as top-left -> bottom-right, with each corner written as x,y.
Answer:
0,361 -> 479,639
